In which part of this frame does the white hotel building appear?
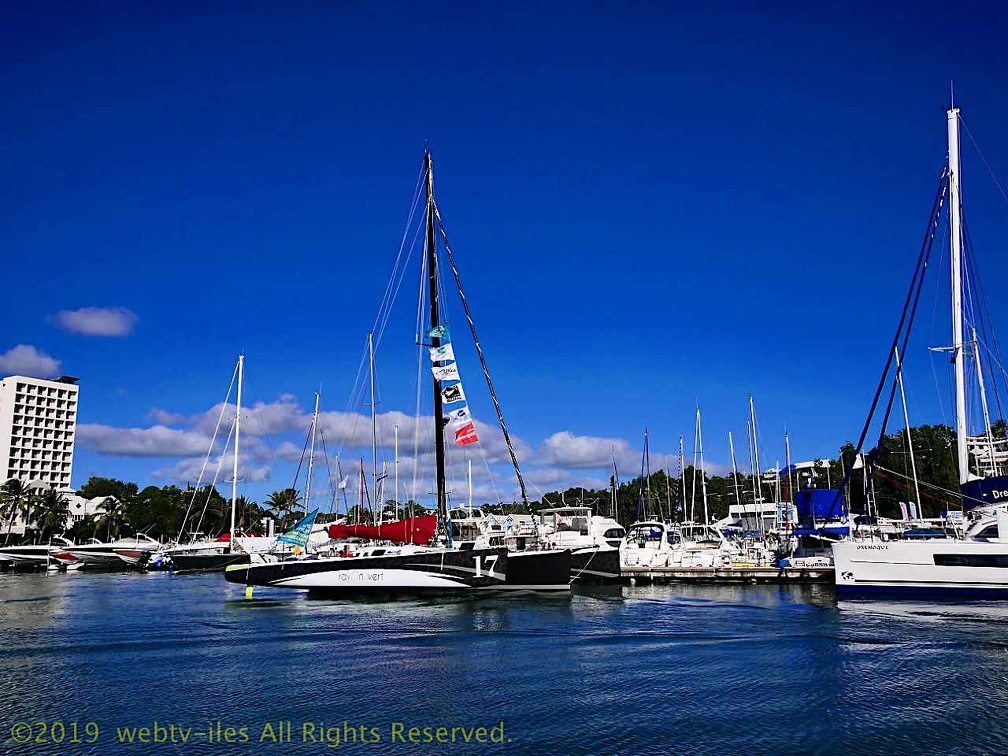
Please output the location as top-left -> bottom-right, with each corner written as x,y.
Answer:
0,374 -> 79,491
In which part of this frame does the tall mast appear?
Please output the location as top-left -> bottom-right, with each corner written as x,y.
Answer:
895,346 -> 923,517
394,424 -> 400,520
690,418 -> 699,523
972,326 -> 998,476
679,435 -> 686,523
644,429 -> 652,518
611,448 -> 619,521
785,432 -> 795,500
749,395 -> 763,513
305,390 -> 319,513
425,152 -> 448,518
229,353 -> 243,547
697,409 -> 709,525
665,455 -> 673,524
368,332 -> 379,513
948,106 -> 969,485
729,431 -> 743,526
784,432 -> 794,529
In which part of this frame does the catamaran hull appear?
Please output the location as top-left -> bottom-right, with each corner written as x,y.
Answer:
833,540 -> 1008,597
225,547 -> 571,595
569,547 -> 621,583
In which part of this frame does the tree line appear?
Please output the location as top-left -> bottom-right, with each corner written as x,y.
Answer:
1,421 -> 997,543
533,422 -> 997,526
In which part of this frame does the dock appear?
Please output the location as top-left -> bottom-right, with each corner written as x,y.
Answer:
622,565 -> 834,584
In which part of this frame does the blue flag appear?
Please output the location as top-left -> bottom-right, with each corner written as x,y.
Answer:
277,509 -> 319,548
427,325 -> 449,339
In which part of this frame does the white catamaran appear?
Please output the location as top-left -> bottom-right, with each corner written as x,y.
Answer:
833,104 -> 1008,597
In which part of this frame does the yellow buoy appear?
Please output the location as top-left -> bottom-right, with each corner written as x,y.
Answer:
245,585 -> 254,599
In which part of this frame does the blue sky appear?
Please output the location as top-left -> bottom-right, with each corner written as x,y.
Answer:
3,2 -> 1008,511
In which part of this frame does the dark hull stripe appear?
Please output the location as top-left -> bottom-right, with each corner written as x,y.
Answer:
226,548 -> 570,592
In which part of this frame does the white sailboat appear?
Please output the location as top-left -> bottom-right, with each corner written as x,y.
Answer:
162,354 -> 274,572
833,104 -> 1008,597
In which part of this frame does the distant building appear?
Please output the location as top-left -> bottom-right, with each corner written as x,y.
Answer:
0,374 -> 80,490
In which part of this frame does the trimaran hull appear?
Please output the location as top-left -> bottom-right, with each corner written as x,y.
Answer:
569,547 -> 621,582
225,547 -> 571,595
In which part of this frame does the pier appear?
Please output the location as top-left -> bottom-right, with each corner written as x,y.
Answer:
622,565 -> 834,584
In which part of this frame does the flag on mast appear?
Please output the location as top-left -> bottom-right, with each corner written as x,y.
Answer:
446,406 -> 471,427
428,344 -> 455,363
455,422 -> 479,447
441,383 -> 466,404
427,325 -> 449,339
432,364 -> 460,382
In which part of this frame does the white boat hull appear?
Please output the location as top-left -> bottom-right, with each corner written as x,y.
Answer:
832,540 -> 1008,596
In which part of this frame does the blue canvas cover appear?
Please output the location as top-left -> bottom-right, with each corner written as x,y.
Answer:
794,489 -> 846,521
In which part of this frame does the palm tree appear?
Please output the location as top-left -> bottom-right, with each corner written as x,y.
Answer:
0,479 -> 25,544
37,489 -> 70,540
265,488 -> 300,524
93,496 -> 129,541
14,482 -> 42,544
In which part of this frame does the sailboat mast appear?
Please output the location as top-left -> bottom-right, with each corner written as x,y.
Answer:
394,424 -> 400,520
749,395 -> 763,515
698,409 -> 709,524
665,455 -> 673,524
729,431 -> 743,526
369,332 -> 379,513
948,106 -> 969,485
611,449 -> 619,521
785,432 -> 794,529
895,346 -> 923,517
679,435 -> 686,523
425,152 -> 448,517
230,354 -> 243,547
644,429 -> 653,518
306,391 -> 319,513
972,326 -> 998,476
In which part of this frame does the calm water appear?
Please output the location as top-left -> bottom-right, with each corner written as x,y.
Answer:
2,572 -> 1007,755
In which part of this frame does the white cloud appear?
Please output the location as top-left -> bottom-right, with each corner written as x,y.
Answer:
194,398 -> 309,437
47,306 -> 139,337
147,408 -> 186,425
0,344 -> 61,378
538,431 -> 635,470
77,423 -> 213,457
151,456 -> 272,485
274,441 -> 304,462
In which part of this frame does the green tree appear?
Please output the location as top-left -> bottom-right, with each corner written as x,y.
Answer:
14,483 -> 41,543
93,496 -> 129,541
1,479 -> 27,544
78,477 -> 140,503
345,504 -> 374,525
36,489 -> 70,541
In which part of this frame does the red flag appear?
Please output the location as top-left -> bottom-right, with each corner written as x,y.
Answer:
454,421 -> 478,446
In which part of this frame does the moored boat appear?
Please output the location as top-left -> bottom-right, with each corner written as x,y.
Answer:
833,104 -> 1008,597
227,150 -> 570,597
0,536 -> 79,569
66,534 -> 160,570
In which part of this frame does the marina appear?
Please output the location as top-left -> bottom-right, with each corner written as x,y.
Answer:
3,571 -> 1008,755
4,5 -> 1008,753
